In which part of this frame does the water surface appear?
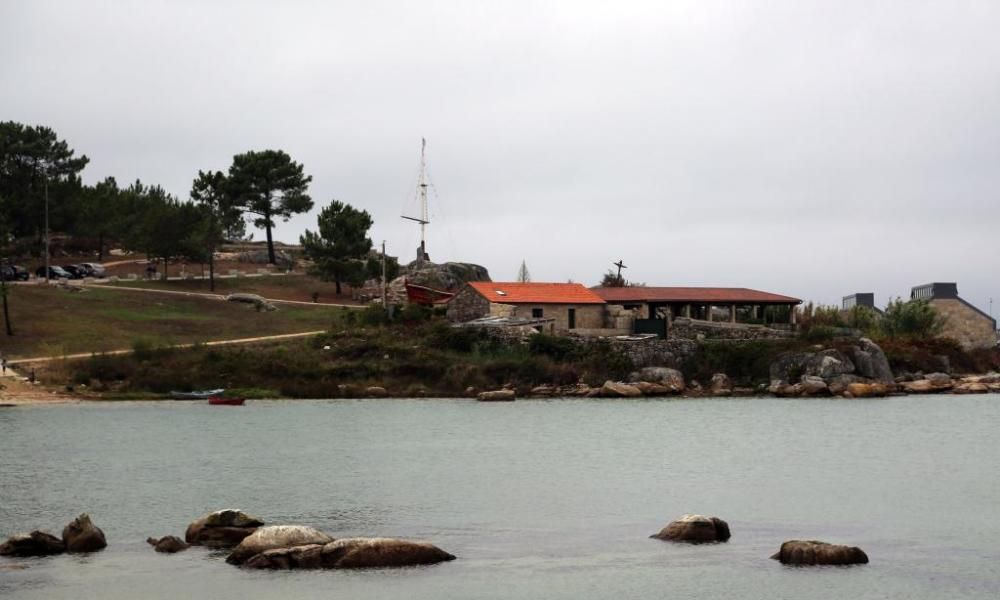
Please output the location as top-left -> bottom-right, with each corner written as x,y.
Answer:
1,396 -> 998,599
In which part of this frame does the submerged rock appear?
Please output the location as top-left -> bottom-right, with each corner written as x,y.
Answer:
650,514 -> 731,543
147,536 -> 189,553
0,531 -> 66,557
771,540 -> 869,565
62,513 -> 107,553
477,390 -> 516,402
185,509 -> 264,548
228,525 -> 334,565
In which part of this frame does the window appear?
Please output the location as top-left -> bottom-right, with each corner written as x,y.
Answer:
568,308 -> 576,329
532,308 -> 543,319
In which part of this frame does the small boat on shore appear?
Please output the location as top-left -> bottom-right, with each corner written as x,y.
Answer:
208,396 -> 245,406
170,389 -> 225,400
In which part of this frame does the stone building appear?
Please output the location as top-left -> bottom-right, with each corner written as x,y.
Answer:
593,286 -> 802,336
910,282 -> 997,349
446,282 -> 606,333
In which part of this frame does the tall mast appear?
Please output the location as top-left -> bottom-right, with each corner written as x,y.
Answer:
402,138 -> 431,263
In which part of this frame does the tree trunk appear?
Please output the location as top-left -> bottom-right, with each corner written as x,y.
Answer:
208,248 -> 215,292
97,232 -> 104,262
335,276 -> 342,296
264,207 -> 276,265
1,274 -> 13,336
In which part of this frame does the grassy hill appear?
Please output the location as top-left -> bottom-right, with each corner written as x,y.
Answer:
104,273 -> 360,304
0,284 -> 345,360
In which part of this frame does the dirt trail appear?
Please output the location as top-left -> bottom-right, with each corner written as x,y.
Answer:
6,330 -> 327,366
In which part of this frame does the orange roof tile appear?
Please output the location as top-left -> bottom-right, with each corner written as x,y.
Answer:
592,287 -> 801,304
468,282 -> 606,305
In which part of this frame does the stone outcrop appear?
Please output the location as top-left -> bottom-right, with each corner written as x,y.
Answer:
227,525 -> 334,565
477,389 -> 516,402
651,514 -> 731,543
632,381 -> 673,395
147,536 -> 189,553
953,382 -> 989,394
62,513 -> 107,553
805,350 -> 855,379
0,531 -> 66,557
599,381 -> 643,398
185,509 -> 264,548
798,375 -> 829,395
242,538 -> 456,570
771,540 -> 869,565
852,338 -> 895,383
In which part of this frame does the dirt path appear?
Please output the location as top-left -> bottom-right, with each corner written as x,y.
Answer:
6,330 -> 327,366
0,372 -> 79,406
87,283 -> 364,308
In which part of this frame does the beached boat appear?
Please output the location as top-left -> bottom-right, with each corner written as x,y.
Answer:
208,396 -> 245,406
170,389 -> 225,400
404,280 -> 455,306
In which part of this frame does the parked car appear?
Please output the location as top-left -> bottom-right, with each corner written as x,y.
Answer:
1,265 -> 29,281
36,265 -> 71,279
80,262 -> 107,277
61,264 -> 87,279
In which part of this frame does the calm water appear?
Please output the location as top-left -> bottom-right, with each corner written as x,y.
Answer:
1,396 -> 998,599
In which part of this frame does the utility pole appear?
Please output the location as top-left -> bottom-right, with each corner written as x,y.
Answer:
44,178 -> 50,283
381,240 -> 388,310
1,257 -> 13,335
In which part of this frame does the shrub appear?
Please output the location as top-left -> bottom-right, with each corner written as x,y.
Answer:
398,303 -> 433,323
528,333 -> 579,361
879,298 -> 945,339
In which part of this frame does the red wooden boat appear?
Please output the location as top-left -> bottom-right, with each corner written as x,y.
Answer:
404,280 -> 455,306
208,396 -> 245,406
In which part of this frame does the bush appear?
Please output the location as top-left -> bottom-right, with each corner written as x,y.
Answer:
398,303 -> 433,323
528,333 -> 579,361
359,304 -> 390,326
684,340 -> 795,385
879,298 -> 945,339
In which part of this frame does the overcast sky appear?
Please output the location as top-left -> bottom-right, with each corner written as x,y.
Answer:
2,0 -> 998,311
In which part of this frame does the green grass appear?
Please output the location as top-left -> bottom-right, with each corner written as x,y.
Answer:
105,273 -> 359,304
0,285 -> 342,359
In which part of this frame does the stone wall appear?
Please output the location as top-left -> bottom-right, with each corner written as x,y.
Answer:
570,335 -> 698,369
931,299 -> 997,349
669,317 -> 796,341
446,286 -> 491,322
507,303 -> 605,333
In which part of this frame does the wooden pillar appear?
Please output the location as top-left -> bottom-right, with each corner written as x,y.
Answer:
707,304 -> 713,322
684,304 -> 691,318
731,304 -> 737,323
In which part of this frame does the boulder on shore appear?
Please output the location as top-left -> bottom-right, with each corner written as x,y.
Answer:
845,382 -> 889,398
62,513 -> 107,553
632,381 -> 673,396
365,386 -> 388,398
185,509 -> 264,548
953,382 -> 989,394
147,536 -> 189,553
600,381 -> 643,398
709,373 -> 732,396
771,540 -> 869,565
477,389 -> 515,402
650,514 -> 731,544
0,531 -> 66,557
630,367 -> 685,393
799,375 -> 829,396
854,338 -> 895,383
805,350 -> 855,379
228,525 -> 334,565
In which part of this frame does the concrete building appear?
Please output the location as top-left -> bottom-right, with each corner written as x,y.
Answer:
447,282 -> 606,334
842,293 -> 876,311
910,282 -> 997,349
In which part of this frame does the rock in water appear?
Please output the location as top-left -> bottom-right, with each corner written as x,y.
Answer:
0,531 -> 66,556
227,525 -> 334,565
477,390 -> 516,402
147,536 -> 189,553
185,509 -> 264,548
62,514 -> 107,553
321,538 -> 456,569
651,514 -> 731,543
771,540 -> 869,565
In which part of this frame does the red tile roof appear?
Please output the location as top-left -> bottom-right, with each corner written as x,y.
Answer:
592,287 -> 801,304
468,282 -> 606,305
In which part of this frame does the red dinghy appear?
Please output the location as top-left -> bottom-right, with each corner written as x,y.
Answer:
208,397 -> 245,406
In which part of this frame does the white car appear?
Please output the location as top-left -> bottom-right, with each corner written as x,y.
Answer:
80,262 -> 107,277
